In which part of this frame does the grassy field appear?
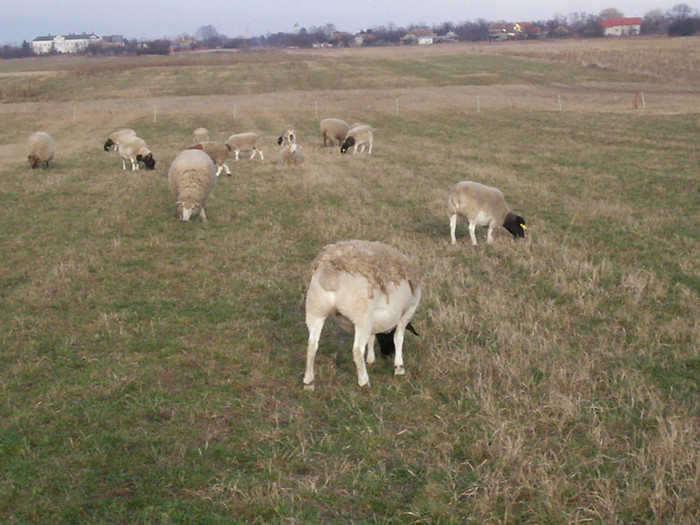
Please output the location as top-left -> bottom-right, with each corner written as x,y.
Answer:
1,38 -> 698,523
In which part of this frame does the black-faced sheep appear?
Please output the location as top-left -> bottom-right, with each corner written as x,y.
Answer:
277,126 -> 296,146
27,131 -> 55,169
340,124 -> 373,155
167,149 -> 217,222
303,240 -> 421,390
103,128 -> 136,152
448,181 -> 527,246
118,135 -> 155,171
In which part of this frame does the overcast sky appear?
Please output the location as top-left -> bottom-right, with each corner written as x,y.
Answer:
1,1 -> 697,45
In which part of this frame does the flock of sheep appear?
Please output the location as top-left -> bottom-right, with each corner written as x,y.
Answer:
25,118 -> 527,390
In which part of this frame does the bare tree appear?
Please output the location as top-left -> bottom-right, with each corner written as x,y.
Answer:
599,8 -> 624,20
668,3 -> 694,19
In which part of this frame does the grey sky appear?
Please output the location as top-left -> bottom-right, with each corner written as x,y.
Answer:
1,1 -> 697,45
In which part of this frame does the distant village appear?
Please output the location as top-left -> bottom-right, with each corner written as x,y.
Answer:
2,5 -> 698,59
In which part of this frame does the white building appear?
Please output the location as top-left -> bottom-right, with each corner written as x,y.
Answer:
600,18 -> 643,36
32,33 -> 100,54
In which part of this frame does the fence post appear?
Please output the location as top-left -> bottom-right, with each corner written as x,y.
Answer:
395,97 -> 399,117
640,92 -> 646,109
314,101 -> 318,119
153,106 -> 157,124
73,105 -> 77,124
476,95 -> 480,113
558,94 -> 562,112
233,101 -> 237,120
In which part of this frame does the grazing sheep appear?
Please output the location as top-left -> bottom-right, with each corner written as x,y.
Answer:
277,125 -> 296,146
279,142 -> 304,166
192,127 -> 210,143
27,131 -> 55,169
168,149 -> 217,222
320,118 -> 350,147
340,124 -> 373,155
187,141 -> 232,177
225,132 -> 264,161
117,135 -> 156,171
448,181 -> 527,246
103,128 -> 136,152
303,240 -> 421,390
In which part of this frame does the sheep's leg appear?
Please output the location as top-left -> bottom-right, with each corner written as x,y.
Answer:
359,144 -> 366,154
235,150 -> 240,161
366,334 -> 376,365
259,150 -> 264,160
468,221 -> 478,246
303,316 -> 326,390
367,140 -> 373,154
215,165 -> 223,177
199,208 -> 207,223
250,150 -> 256,160
121,159 -> 127,170
486,222 -> 495,244
131,158 -> 139,171
352,326 -> 371,387
450,215 -> 458,245
223,163 -> 232,176
393,327 -> 406,376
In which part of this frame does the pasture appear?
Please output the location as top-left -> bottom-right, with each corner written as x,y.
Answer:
1,38 -> 698,523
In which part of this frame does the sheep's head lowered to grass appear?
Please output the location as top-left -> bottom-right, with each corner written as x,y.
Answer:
137,152 -> 156,170
503,213 -> 527,238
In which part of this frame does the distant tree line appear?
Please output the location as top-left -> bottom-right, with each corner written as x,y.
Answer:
2,3 -> 699,59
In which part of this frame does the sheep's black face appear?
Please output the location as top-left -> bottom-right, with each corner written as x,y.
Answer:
277,136 -> 284,146
103,138 -> 114,151
375,323 -> 419,358
504,213 -> 527,238
340,136 -> 355,154
138,153 -> 156,170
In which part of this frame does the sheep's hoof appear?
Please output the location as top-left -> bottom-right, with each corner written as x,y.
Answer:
303,382 -> 315,391
394,365 -> 405,376
358,378 -> 370,388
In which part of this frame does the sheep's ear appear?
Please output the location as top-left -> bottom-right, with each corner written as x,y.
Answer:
406,322 -> 419,337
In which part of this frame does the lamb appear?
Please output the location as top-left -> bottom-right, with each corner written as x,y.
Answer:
27,131 -> 56,169
187,141 -> 232,176
279,142 -> 304,166
448,180 -> 527,246
225,132 -> 264,161
192,127 -> 210,143
277,126 -> 296,147
167,149 -> 217,222
340,124 -> 373,155
117,135 -> 156,171
320,118 -> 350,147
303,240 -> 421,390
103,128 -> 136,152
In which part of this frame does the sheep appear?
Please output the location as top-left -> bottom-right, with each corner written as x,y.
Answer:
279,142 -> 304,166
448,180 -> 527,246
320,118 -> 350,147
225,132 -> 264,161
187,141 -> 232,177
103,128 -> 136,152
27,131 -> 55,169
192,127 -> 210,143
167,149 -> 217,222
303,240 -> 421,390
117,135 -> 156,171
277,125 -> 296,147
340,124 -> 373,155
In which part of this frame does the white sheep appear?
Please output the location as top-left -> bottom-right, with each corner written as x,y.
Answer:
27,131 -> 55,169
192,127 -> 210,143
340,124 -> 373,155
167,149 -> 217,222
277,125 -> 296,147
320,118 -> 350,147
103,128 -> 136,152
303,240 -> 421,390
225,132 -> 264,161
187,141 -> 232,176
279,142 -> 304,166
448,181 -> 527,246
117,135 -> 156,171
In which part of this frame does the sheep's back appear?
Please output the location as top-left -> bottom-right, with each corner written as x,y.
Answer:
28,132 -> 55,161
168,150 -> 216,201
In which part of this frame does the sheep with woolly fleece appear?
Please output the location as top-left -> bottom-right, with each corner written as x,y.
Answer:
340,124 -> 373,155
448,180 -> 527,246
225,132 -> 264,161
277,125 -> 296,147
168,149 -> 217,222
303,240 -> 421,390
279,142 -> 304,166
117,135 -> 156,171
27,131 -> 55,169
103,128 -> 136,152
320,118 -> 350,147
187,141 -> 232,176
192,127 -> 210,143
